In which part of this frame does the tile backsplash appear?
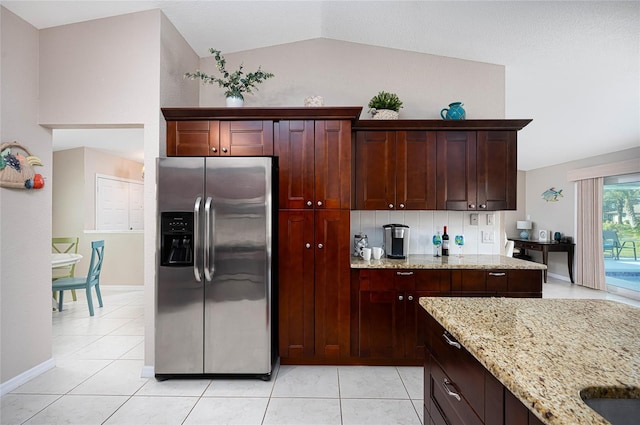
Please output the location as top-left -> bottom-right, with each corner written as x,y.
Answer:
350,210 -> 503,256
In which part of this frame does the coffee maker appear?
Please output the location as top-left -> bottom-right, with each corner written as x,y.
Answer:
383,224 -> 410,259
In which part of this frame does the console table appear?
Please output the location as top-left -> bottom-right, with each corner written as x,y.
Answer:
511,239 -> 575,283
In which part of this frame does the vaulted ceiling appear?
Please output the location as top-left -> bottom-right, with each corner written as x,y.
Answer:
3,1 -> 639,170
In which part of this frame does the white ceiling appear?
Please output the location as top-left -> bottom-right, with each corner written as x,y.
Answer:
3,1 -> 639,170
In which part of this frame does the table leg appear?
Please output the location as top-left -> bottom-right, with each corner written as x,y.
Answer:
567,246 -> 575,284
542,247 -> 548,283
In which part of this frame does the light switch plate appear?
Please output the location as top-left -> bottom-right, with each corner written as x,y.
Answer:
482,231 -> 495,244
487,214 -> 495,225
470,214 -> 479,225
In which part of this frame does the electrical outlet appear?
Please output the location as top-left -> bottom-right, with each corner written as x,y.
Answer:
482,231 -> 495,244
470,214 -> 479,225
487,214 -> 495,225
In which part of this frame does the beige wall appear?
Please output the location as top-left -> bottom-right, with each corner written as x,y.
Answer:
197,38 -> 505,119
0,7 -> 54,386
525,146 -> 640,280
52,148 -> 144,286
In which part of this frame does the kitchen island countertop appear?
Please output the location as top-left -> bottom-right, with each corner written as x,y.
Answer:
351,254 -> 547,270
419,297 -> 640,425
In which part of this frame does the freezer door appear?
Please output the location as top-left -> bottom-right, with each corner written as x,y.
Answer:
204,157 -> 274,374
156,157 -> 205,375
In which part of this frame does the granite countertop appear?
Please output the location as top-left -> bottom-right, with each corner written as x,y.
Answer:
419,297 -> 640,425
351,254 -> 547,270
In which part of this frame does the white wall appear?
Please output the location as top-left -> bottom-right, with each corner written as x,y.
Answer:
196,38 -> 505,119
525,146 -> 640,280
52,147 -> 144,286
0,7 -> 54,388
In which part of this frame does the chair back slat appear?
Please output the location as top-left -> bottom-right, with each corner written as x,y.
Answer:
52,237 -> 79,279
86,240 -> 105,285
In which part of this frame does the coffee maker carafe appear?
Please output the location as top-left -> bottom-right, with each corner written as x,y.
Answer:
383,224 -> 410,259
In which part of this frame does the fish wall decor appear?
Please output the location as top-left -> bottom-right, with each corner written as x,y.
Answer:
542,187 -> 563,202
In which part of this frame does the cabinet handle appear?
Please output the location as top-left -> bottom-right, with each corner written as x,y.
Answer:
222,147 -> 228,153
211,147 -> 217,153
442,332 -> 461,349
396,271 -> 414,276
398,295 -> 404,301
480,204 -> 487,209
408,295 -> 414,301
399,203 -> 405,209
318,243 -> 324,249
388,203 -> 394,209
306,200 -> 313,207
442,379 -> 461,402
489,272 -> 506,276
317,200 -> 323,207
469,204 -> 476,209
305,243 -> 311,249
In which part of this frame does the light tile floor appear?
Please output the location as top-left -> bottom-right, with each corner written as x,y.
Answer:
2,278 -> 639,425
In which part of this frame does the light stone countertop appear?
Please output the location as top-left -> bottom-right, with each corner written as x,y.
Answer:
419,297 -> 640,425
351,254 -> 547,270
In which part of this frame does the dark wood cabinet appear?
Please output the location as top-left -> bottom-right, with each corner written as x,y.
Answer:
451,269 -> 542,297
276,120 -> 351,210
424,310 -> 546,425
436,130 -> 516,211
354,130 -> 437,210
355,269 -> 450,363
166,120 -> 273,156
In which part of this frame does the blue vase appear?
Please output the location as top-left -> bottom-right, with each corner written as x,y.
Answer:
440,102 -> 466,120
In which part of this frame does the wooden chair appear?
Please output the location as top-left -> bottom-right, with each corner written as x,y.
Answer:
52,237 -> 79,301
603,230 -> 637,261
53,240 -> 105,316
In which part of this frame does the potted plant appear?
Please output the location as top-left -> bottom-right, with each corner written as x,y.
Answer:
185,48 -> 275,107
368,91 -> 403,119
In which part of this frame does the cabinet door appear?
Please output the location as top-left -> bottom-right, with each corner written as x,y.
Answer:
314,210 -> 351,359
167,121 -> 219,156
278,210 -> 315,359
397,131 -> 437,210
358,290 -> 402,358
355,131 -> 396,210
275,121 -> 315,209
219,120 -> 273,156
436,131 -> 477,210
477,131 -> 516,210
315,120 -> 351,209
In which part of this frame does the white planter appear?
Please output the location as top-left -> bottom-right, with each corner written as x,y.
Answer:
372,109 -> 399,120
226,96 -> 244,107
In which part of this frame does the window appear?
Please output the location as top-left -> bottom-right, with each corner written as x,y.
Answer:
96,174 -> 144,231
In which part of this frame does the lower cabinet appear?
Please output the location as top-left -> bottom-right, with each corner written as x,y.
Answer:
278,209 -> 351,363
424,311 -> 545,425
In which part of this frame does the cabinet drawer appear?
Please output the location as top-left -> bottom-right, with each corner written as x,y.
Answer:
428,315 -> 485,416
508,269 -> 542,294
430,358 -> 483,425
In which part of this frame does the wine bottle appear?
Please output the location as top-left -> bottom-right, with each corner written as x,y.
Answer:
442,226 -> 450,256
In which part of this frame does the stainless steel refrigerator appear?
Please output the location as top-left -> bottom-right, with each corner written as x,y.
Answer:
156,156 -> 277,380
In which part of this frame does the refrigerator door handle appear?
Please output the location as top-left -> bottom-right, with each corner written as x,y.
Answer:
193,196 -> 202,282
204,196 -> 214,282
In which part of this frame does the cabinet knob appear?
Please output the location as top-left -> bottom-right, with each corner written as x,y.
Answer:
317,201 -> 323,207
305,243 -> 311,249
306,200 -> 313,207
480,204 -> 487,209
469,204 -> 476,209
398,295 -> 404,301
399,203 -> 405,209
388,203 -> 394,209
222,147 -> 228,153
317,243 -> 324,249
211,147 -> 218,153
408,295 -> 414,301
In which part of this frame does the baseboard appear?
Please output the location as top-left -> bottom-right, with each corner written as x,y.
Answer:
0,357 -> 55,396
547,272 -> 571,283
141,365 -> 155,378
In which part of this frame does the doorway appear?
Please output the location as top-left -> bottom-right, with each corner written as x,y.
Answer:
602,173 -> 640,299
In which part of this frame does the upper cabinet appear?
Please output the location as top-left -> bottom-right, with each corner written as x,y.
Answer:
353,120 -> 531,211
355,130 -> 437,210
166,120 -> 273,156
276,120 -> 352,210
